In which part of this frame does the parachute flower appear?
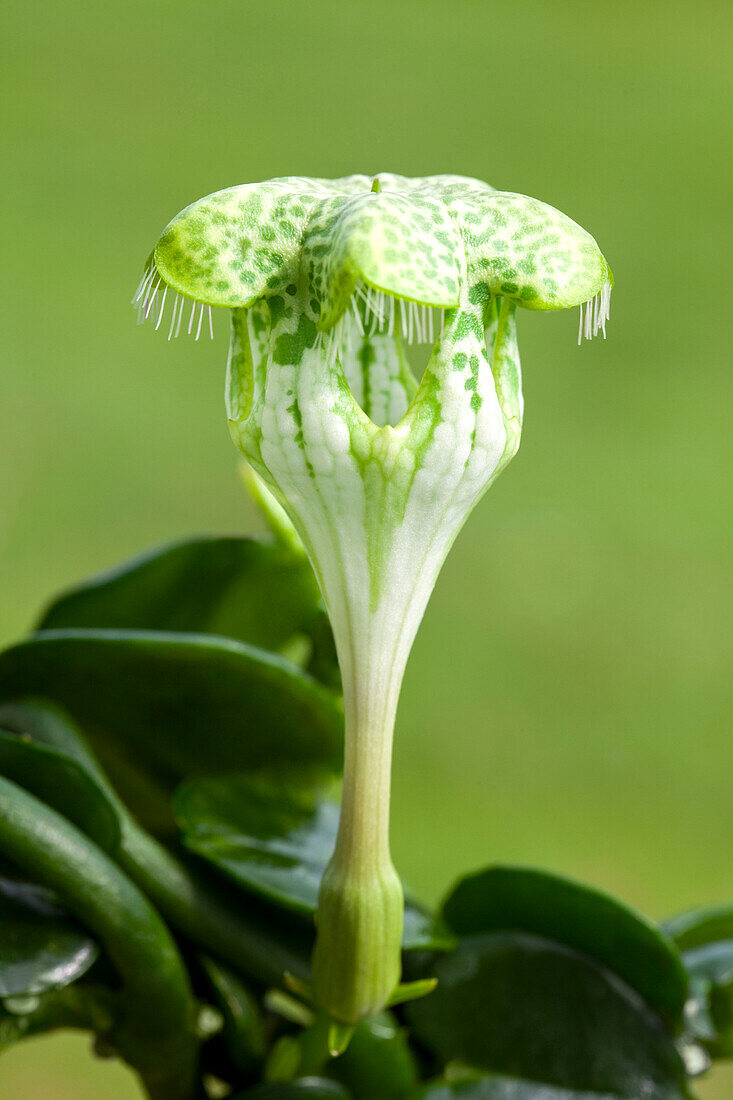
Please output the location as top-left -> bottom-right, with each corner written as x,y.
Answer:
135,173 -> 612,1026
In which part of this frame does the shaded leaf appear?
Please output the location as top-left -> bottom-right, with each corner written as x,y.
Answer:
0,630 -> 343,828
37,536 -> 323,656
0,876 -> 98,997
406,932 -> 690,1100
664,902 -> 733,952
201,955 -> 266,1074
442,865 -> 687,1029
415,1075 -> 646,1099
236,1080 -> 350,1099
0,702 -> 112,787
683,942 -> 733,1057
175,772 -> 339,916
0,701 -> 318,989
666,902 -> 733,1059
325,1011 -> 418,1100
0,982 -> 113,1051
174,772 -> 450,950
0,729 -> 120,855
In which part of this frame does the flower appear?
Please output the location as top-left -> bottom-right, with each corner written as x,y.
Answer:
135,173 -> 611,1026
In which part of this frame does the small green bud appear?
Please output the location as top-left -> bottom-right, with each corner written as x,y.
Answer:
313,856 -> 403,1023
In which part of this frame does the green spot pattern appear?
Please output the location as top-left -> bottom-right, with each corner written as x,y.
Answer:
151,173 -> 610,320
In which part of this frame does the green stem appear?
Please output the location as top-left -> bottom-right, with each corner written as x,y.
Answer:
0,776 -> 199,1100
311,663 -> 403,1023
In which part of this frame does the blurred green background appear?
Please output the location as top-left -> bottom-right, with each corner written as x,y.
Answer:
2,0 -> 731,1095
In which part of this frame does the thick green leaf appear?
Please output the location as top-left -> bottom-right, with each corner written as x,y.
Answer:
415,1076 -> 643,1099
284,1011 -> 417,1099
665,902 -> 733,1058
664,903 -> 733,952
236,1081 -> 350,1099
0,702 -> 317,988
684,942 -> 733,1057
0,630 -> 343,827
37,536 -> 323,656
201,955 -> 265,1073
406,932 -> 690,1100
402,905 -> 455,953
0,876 -> 99,997
442,865 -> 687,1029
0,730 -> 120,855
175,772 -> 339,916
174,772 -> 450,950
325,1011 -> 418,1100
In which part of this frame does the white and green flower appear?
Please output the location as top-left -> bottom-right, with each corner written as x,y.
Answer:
135,172 -> 611,1026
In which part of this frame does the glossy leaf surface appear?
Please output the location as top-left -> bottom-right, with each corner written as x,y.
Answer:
237,1080 -> 350,1099
0,730 -> 120,855
174,772 -> 449,950
442,865 -> 687,1028
0,630 -> 343,824
416,1076 -> 650,1099
326,1011 -> 417,1100
175,772 -> 338,915
0,877 -> 98,997
683,941 -> 733,1056
664,902 -> 733,952
406,932 -> 689,1100
201,955 -> 265,1073
37,536 -> 323,656
666,902 -> 733,1058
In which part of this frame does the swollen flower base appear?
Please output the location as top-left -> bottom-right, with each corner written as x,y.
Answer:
135,173 -> 611,1026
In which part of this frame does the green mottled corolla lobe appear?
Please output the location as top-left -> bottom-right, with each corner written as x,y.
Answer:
150,173 -> 610,323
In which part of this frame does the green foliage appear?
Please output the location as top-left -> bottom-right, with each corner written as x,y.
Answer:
0,627 -> 342,831
174,770 -> 450,950
236,1081 -> 350,1099
38,536 -> 324,660
665,904 -> 733,1059
0,730 -> 121,855
0,877 -> 98,998
406,932 -> 689,1100
0,535 -> 726,1097
442,865 -> 688,1029
174,771 -> 340,915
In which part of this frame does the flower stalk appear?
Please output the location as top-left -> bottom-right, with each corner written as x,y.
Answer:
136,172 -> 611,1025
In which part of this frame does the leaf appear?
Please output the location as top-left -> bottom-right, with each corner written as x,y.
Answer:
0,729 -> 120,855
325,1011 -> 418,1100
174,772 -> 451,950
0,702 -> 109,783
175,771 -> 338,915
415,1075 -> 648,1099
442,865 -> 688,1029
37,536 -> 323,656
0,702 -> 318,989
665,902 -> 733,1058
664,902 -> 733,952
200,955 -> 265,1073
0,982 -> 114,1051
684,942 -> 733,1057
235,1080 -> 351,1099
0,876 -> 99,997
0,630 -> 343,828
406,932 -> 690,1100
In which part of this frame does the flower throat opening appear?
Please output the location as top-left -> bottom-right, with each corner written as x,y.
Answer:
315,282 -> 444,428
